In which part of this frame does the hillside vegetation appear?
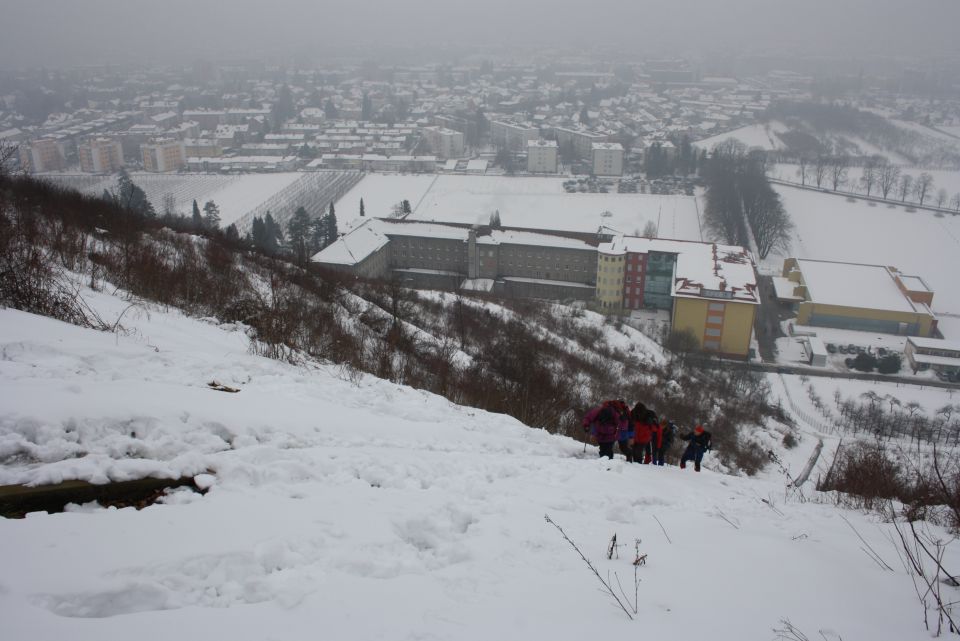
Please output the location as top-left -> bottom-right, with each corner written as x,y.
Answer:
0,173 -> 784,475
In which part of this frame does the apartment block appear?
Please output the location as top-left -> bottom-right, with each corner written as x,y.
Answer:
591,142 -> 624,176
490,119 -> 539,151
141,138 -> 186,172
421,126 -> 465,159
78,137 -> 124,173
526,139 -> 558,173
554,127 -> 610,159
19,138 -> 65,173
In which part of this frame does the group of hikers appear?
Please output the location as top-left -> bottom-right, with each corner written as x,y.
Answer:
582,400 -> 713,472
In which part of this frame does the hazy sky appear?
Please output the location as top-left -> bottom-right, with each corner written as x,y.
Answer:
1,0 -> 958,68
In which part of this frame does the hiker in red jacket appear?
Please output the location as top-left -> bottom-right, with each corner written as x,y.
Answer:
631,402 -> 655,464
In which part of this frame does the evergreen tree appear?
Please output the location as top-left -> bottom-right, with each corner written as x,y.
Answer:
225,224 -> 240,243
192,199 -> 203,228
327,202 -> 338,240
309,216 -> 327,253
251,216 -> 267,250
360,198 -> 365,217
113,168 -> 155,218
272,84 -> 295,127
202,200 -> 221,230
401,200 -> 411,215
324,98 -> 339,120
490,209 -> 502,229
361,92 -> 373,121
264,213 -> 283,253
287,206 -> 312,262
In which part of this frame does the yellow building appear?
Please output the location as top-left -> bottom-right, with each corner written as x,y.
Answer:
780,258 -> 937,337
596,249 -> 626,311
597,237 -> 759,358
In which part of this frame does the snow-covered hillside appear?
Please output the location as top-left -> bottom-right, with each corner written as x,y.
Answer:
1,286 -> 955,640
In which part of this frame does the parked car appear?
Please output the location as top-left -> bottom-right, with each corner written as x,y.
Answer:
838,345 -> 848,354
826,343 -> 837,354
848,344 -> 859,354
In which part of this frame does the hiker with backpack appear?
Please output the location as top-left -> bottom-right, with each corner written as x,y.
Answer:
652,417 -> 676,466
631,402 -> 656,465
608,399 -> 634,462
582,403 -> 623,459
680,424 -> 712,472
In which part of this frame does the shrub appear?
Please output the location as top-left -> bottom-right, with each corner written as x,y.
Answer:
851,352 -> 878,372
782,431 -> 798,449
877,353 -> 902,375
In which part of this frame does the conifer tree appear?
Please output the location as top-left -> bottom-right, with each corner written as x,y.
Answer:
327,202 -> 339,242
287,206 -> 312,262
192,200 -> 202,228
360,198 -> 365,217
202,200 -> 221,230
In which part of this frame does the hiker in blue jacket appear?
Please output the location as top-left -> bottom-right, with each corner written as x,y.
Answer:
680,424 -> 712,472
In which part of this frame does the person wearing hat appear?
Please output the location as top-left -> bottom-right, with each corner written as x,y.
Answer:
679,423 -> 712,472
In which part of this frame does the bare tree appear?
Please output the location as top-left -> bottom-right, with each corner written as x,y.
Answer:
828,156 -> 849,191
914,172 -> 934,207
951,192 -> 960,212
796,155 -> 810,186
935,188 -> 948,210
748,188 -> 794,259
0,141 -> 18,178
641,220 -> 657,238
860,156 -> 880,196
813,155 -> 829,188
878,162 -> 901,200
899,173 -> 914,202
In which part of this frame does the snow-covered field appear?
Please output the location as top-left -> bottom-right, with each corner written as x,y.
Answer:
41,172 -> 365,230
770,163 -> 960,203
1,283 -> 957,640
692,121 -> 790,152
764,184 -> 960,318
337,174 -> 704,241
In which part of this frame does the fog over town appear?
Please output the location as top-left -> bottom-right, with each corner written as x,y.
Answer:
2,2 -> 960,640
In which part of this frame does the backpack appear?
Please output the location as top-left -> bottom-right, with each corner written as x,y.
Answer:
594,406 -> 620,441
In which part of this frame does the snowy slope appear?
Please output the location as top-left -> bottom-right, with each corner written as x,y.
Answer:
0,288 -> 955,640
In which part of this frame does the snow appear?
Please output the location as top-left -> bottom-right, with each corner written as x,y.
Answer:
770,163 -> 960,200
765,184 -> 960,320
335,174 -> 704,241
793,259 -> 920,313
334,173 -> 439,222
1,284 -> 958,640
692,121 -> 790,152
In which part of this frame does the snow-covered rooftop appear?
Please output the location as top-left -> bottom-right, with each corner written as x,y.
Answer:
907,336 -> 960,353
479,229 -> 595,251
311,219 -> 389,266
795,259 -> 922,314
600,236 -> 759,304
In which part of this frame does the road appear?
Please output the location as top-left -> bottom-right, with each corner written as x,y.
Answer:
692,356 -> 960,392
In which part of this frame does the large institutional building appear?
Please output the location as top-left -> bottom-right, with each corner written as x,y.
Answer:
313,219 -> 759,358
777,258 -> 937,337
